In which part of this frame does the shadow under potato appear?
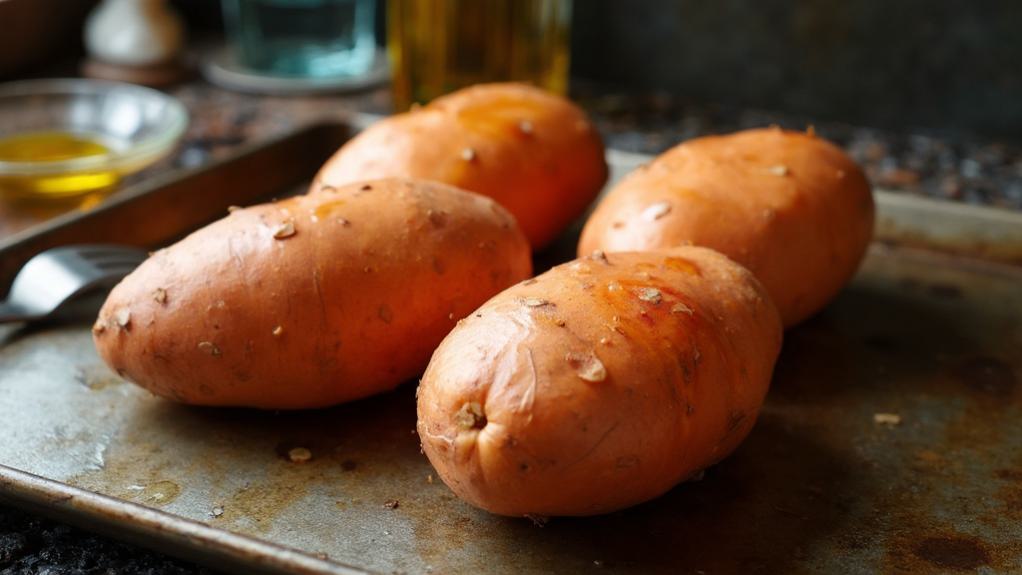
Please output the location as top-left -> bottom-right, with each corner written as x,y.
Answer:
111,380 -> 858,574
508,414 -> 861,574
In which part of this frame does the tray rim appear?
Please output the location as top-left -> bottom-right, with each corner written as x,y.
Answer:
0,463 -> 370,575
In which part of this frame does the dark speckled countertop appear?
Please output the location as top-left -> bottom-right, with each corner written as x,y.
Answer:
169,83 -> 1022,211
5,81 -> 1020,241
1,80 -> 1020,575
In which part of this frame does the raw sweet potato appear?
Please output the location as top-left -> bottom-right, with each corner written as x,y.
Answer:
315,83 -> 608,249
578,128 -> 874,326
94,178 -> 532,409
417,246 -> 782,516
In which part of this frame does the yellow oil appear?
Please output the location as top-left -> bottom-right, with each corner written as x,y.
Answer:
388,0 -> 572,111
0,131 -> 120,201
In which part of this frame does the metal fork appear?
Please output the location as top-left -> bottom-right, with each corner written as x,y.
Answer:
0,245 -> 147,324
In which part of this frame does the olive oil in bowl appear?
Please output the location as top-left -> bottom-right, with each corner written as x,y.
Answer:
0,131 -> 121,200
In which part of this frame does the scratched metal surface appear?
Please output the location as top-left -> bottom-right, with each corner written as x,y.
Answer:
0,136 -> 1020,574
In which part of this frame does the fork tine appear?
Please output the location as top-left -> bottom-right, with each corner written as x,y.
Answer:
90,260 -> 144,273
84,252 -> 148,265
75,249 -> 148,267
71,244 -> 142,254
2,244 -> 151,323
71,245 -> 148,260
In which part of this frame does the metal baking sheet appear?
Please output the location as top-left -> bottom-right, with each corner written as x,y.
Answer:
1,127 -> 1021,574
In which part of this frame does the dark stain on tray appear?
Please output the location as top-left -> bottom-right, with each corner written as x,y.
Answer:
927,283 -> 963,299
995,468 -> 1022,481
913,535 -> 991,571
953,356 -> 1017,397
864,333 -> 901,353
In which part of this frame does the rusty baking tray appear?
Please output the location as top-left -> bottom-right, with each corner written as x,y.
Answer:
1,123 -> 1021,574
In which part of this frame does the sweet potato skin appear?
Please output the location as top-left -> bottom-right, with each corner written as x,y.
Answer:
578,128 -> 874,327
93,179 -> 532,409
417,246 -> 782,517
315,83 -> 608,249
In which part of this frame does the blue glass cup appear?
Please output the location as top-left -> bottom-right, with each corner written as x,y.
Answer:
221,0 -> 377,78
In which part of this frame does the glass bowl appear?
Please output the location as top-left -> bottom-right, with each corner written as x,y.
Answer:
0,79 -> 188,201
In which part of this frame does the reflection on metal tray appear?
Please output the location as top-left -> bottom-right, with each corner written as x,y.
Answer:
0,124 -> 1021,574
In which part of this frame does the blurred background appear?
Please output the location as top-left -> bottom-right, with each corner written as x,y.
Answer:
0,0 -> 1018,238
5,0 -> 1021,136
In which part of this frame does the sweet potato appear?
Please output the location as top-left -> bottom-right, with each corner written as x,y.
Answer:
315,83 -> 608,249
93,179 -> 532,409
417,246 -> 782,516
578,128 -> 874,327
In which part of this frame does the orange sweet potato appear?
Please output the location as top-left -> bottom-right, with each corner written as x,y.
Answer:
315,83 -> 608,249
578,128 -> 874,326
417,246 -> 782,516
94,179 -> 531,409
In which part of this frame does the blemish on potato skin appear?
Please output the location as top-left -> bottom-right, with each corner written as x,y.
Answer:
197,341 -> 221,357
271,220 -> 296,239
427,209 -> 447,228
378,305 -> 394,324
680,364 -> 694,385
454,402 -> 487,430
615,455 -> 638,468
568,262 -> 589,274
153,288 -> 168,304
114,308 -> 131,330
566,351 -> 607,382
672,302 -> 695,315
726,410 -> 747,434
637,287 -> 663,304
641,202 -> 672,222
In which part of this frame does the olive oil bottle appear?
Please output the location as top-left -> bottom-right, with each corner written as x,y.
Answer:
388,0 -> 572,111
